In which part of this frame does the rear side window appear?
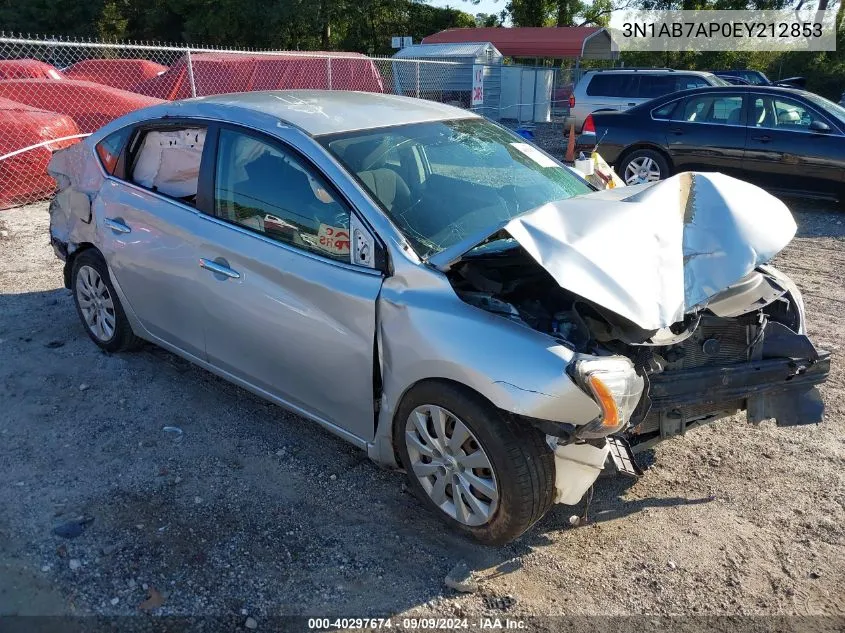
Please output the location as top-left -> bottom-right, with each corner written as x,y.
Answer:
742,71 -> 767,85
676,94 -> 744,125
586,74 -> 639,98
128,127 -> 206,206
638,75 -> 676,99
652,100 -> 680,120
95,127 -> 132,174
676,75 -> 710,90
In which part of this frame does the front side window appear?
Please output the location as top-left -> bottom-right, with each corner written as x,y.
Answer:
802,91 -> 845,127
751,96 -> 821,129
214,129 -> 351,263
677,94 -> 744,125
749,96 -> 828,131
321,118 -> 591,258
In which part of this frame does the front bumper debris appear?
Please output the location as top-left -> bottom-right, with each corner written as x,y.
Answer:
547,438 -> 608,504
607,435 -> 642,477
626,342 -> 829,451
647,351 -> 829,425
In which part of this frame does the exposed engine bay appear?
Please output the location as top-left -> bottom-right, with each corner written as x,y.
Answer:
447,236 -> 829,451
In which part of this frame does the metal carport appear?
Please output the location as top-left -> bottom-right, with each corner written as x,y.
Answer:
421,27 -> 618,62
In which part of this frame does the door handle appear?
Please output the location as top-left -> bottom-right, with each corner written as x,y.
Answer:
627,102 -> 636,106
669,128 -> 683,136
199,258 -> 240,279
104,218 -> 131,234
752,135 -> 772,143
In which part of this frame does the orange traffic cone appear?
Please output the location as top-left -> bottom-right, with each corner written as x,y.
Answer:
564,120 -> 576,163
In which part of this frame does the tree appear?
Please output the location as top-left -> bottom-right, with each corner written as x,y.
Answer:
453,0 -> 623,27
0,0 -> 105,37
576,0 -> 616,26
475,12 -> 504,26
0,0 -> 477,51
507,0 -> 551,25
98,1 -> 129,39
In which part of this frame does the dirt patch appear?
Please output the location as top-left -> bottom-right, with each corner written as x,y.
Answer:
0,201 -> 843,626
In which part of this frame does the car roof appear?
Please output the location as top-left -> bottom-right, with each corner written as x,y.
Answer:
179,90 -> 479,136
621,84 -> 815,115
660,85 -> 804,96
712,69 -> 764,74
584,69 -> 713,76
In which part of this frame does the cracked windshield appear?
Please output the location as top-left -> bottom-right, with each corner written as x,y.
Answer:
321,118 -> 591,257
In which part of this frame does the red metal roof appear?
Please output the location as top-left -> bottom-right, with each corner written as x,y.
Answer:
422,27 -> 605,59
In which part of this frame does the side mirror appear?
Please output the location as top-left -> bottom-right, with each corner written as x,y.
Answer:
809,120 -> 831,134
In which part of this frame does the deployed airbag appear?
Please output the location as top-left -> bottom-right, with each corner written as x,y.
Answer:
132,128 -> 205,199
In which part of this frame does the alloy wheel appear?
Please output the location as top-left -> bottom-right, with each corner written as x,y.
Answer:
624,156 -> 662,185
404,404 -> 498,526
75,265 -> 116,342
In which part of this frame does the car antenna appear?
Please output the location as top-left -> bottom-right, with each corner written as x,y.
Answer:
592,129 -> 609,154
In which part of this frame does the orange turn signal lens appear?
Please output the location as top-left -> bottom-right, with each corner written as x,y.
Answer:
96,144 -> 118,174
587,373 -> 620,430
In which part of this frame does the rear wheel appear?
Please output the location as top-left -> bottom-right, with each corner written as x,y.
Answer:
71,249 -> 141,353
395,381 -> 555,545
618,149 -> 670,185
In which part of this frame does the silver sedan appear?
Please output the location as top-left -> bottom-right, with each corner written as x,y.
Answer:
49,90 -> 829,544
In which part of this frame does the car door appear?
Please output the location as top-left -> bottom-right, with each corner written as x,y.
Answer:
743,93 -> 845,198
194,124 -> 384,442
95,121 -> 210,360
664,90 -> 748,178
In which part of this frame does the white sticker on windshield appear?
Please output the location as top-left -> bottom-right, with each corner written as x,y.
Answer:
510,142 -> 558,168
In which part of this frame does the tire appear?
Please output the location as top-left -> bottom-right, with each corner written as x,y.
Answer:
71,249 -> 141,353
395,381 -> 555,545
618,149 -> 670,186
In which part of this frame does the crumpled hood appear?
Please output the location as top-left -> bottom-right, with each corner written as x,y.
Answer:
433,172 -> 797,331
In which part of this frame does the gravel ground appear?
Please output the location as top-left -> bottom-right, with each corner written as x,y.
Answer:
1,191 -> 843,630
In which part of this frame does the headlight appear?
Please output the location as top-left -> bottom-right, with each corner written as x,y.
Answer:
570,357 -> 644,439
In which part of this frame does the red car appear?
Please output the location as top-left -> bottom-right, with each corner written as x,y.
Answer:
64,59 -> 168,92
0,79 -> 163,133
0,97 -> 80,208
0,59 -> 63,80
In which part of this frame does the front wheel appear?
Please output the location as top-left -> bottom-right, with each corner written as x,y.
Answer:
618,149 -> 670,185
395,381 -> 555,545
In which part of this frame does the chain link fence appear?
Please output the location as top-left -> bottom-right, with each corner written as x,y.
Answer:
0,34 -> 569,209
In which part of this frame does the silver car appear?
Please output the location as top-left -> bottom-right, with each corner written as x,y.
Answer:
566,69 -> 728,133
48,91 -> 829,544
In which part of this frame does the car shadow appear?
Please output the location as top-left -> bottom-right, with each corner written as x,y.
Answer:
415,473 -> 715,591
0,286 -> 714,620
550,474 -> 713,527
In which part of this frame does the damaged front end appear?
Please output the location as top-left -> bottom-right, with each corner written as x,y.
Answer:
624,301 -> 828,452
433,172 -> 829,487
